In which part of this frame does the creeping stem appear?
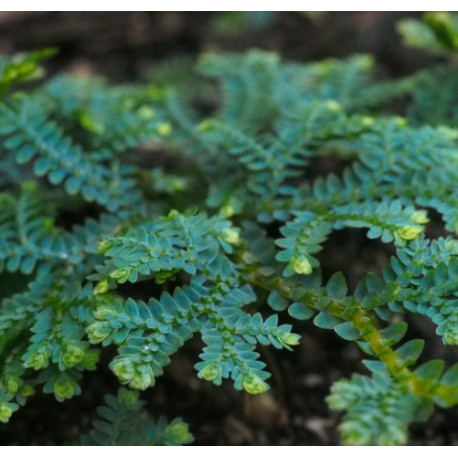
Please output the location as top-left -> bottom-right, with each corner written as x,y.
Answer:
251,271 -> 457,406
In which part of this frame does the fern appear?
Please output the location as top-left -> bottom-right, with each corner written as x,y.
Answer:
80,388 -> 193,445
327,373 -> 433,446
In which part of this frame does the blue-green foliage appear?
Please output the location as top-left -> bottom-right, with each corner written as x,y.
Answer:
408,67 -> 458,127
383,237 -> 458,345
326,373 -> 432,446
80,388 -> 193,445
0,17 -> 457,445
88,211 -> 299,393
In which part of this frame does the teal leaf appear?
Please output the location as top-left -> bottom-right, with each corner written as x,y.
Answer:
397,339 -> 424,366
334,322 -> 359,341
326,272 -> 347,299
313,311 -> 342,329
288,302 -> 315,320
380,322 -> 408,345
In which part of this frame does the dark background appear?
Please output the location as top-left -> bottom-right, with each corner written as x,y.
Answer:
0,12 -> 456,446
0,12 -> 436,80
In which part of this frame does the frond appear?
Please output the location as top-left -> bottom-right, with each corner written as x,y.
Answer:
327,373 -> 432,445
80,388 -> 193,445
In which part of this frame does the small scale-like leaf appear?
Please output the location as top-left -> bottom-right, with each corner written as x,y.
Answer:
334,322 -> 359,341
356,341 -> 375,356
380,322 -> 408,345
362,360 -> 389,374
288,302 -> 315,320
267,291 -> 289,311
313,311 -> 342,329
441,362 -> 458,385
415,360 -> 444,380
397,339 -> 424,366
326,272 -> 347,299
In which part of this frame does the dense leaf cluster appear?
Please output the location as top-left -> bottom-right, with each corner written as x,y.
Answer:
0,12 -> 457,445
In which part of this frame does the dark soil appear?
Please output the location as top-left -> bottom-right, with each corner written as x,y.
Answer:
0,12 -> 456,446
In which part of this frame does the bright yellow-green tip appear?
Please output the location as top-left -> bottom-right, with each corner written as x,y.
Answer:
396,225 -> 424,240
222,228 -> 240,245
200,364 -> 222,381
291,256 -> 312,275
243,375 -> 269,395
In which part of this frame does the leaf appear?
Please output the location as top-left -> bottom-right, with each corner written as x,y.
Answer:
380,322 -> 408,345
20,257 -> 36,275
313,311 -> 342,329
362,360 -> 389,374
397,339 -> 424,366
441,362 -> 458,385
356,341 -> 375,356
365,273 -> 384,293
326,272 -> 348,299
415,360 -> 444,380
16,144 -> 36,164
334,322 -> 359,341
33,157 -> 51,176
267,290 -> 289,311
288,302 -> 315,320
367,226 -> 382,239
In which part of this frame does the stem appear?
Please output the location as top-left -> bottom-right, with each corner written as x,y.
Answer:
252,272 -> 457,406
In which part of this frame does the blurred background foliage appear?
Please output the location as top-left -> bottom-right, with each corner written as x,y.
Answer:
0,12 -> 441,82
